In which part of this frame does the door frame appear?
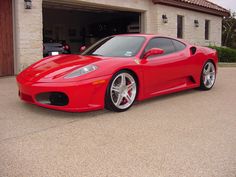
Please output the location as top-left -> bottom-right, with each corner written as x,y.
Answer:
12,0 -> 17,75
0,0 -> 14,76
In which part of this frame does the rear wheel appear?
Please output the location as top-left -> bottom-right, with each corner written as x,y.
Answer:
200,61 -> 216,90
105,71 -> 137,112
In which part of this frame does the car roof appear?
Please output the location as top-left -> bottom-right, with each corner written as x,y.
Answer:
115,34 -> 156,37
114,34 -> 189,45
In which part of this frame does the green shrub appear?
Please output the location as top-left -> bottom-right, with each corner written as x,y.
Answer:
208,46 -> 236,63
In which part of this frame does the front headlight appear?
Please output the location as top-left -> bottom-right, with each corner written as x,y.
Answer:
64,64 -> 98,79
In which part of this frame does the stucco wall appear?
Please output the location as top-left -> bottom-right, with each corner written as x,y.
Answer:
155,4 -> 222,46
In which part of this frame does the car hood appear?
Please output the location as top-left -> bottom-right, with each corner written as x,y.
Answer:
19,54 -> 105,82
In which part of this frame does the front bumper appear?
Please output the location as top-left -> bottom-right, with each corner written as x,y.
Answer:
17,75 -> 111,112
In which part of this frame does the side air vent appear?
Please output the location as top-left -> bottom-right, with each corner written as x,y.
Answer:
190,46 -> 197,55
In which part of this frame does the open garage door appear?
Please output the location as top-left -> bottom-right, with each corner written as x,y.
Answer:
43,1 -> 142,55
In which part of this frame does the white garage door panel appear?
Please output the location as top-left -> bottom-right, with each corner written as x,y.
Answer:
43,0 -> 145,12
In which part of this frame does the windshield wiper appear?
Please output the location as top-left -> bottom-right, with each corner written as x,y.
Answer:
91,54 -> 103,56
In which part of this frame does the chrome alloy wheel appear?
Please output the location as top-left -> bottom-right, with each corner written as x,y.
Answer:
203,62 -> 216,89
110,73 -> 137,110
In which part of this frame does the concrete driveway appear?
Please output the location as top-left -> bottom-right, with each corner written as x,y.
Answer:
0,68 -> 236,177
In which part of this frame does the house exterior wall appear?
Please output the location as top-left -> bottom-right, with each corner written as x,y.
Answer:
14,0 -> 43,72
14,0 -> 157,72
14,0 -> 222,72
155,4 -> 222,46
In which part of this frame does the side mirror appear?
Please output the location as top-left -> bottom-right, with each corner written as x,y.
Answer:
143,48 -> 164,59
80,46 -> 86,52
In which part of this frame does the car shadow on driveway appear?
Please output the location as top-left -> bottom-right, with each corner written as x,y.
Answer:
21,88 -> 200,117
0,88 -> 204,142
134,88 -> 199,107
21,103 -> 110,119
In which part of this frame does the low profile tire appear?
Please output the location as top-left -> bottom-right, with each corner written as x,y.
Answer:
105,70 -> 137,112
199,60 -> 216,90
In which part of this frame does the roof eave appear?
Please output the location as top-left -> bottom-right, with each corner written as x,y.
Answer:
152,0 -> 230,17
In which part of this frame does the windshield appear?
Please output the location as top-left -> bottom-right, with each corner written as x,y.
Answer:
81,36 -> 146,57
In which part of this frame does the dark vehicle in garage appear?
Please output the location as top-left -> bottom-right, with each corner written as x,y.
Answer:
43,38 -> 71,57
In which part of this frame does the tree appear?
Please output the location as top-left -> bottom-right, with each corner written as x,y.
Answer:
222,12 -> 236,48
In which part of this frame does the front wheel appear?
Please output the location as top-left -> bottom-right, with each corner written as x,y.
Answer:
199,61 -> 216,90
105,71 -> 137,112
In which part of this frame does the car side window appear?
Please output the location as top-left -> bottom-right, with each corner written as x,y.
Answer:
172,39 -> 186,52
144,37 -> 176,57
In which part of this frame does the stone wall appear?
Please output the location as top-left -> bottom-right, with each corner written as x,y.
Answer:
14,0 -> 43,72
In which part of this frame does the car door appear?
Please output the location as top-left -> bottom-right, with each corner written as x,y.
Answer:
141,37 -> 191,97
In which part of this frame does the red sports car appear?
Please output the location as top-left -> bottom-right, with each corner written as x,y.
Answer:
17,34 -> 218,112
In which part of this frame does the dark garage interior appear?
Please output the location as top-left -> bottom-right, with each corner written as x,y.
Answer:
43,3 -> 141,54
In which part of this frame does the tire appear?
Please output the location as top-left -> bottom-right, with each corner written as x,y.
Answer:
199,60 -> 216,90
105,70 -> 137,112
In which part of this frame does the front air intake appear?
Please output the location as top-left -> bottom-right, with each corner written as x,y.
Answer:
36,92 -> 69,106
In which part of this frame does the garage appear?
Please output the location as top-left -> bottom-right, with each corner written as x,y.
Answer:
43,1 -> 142,55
